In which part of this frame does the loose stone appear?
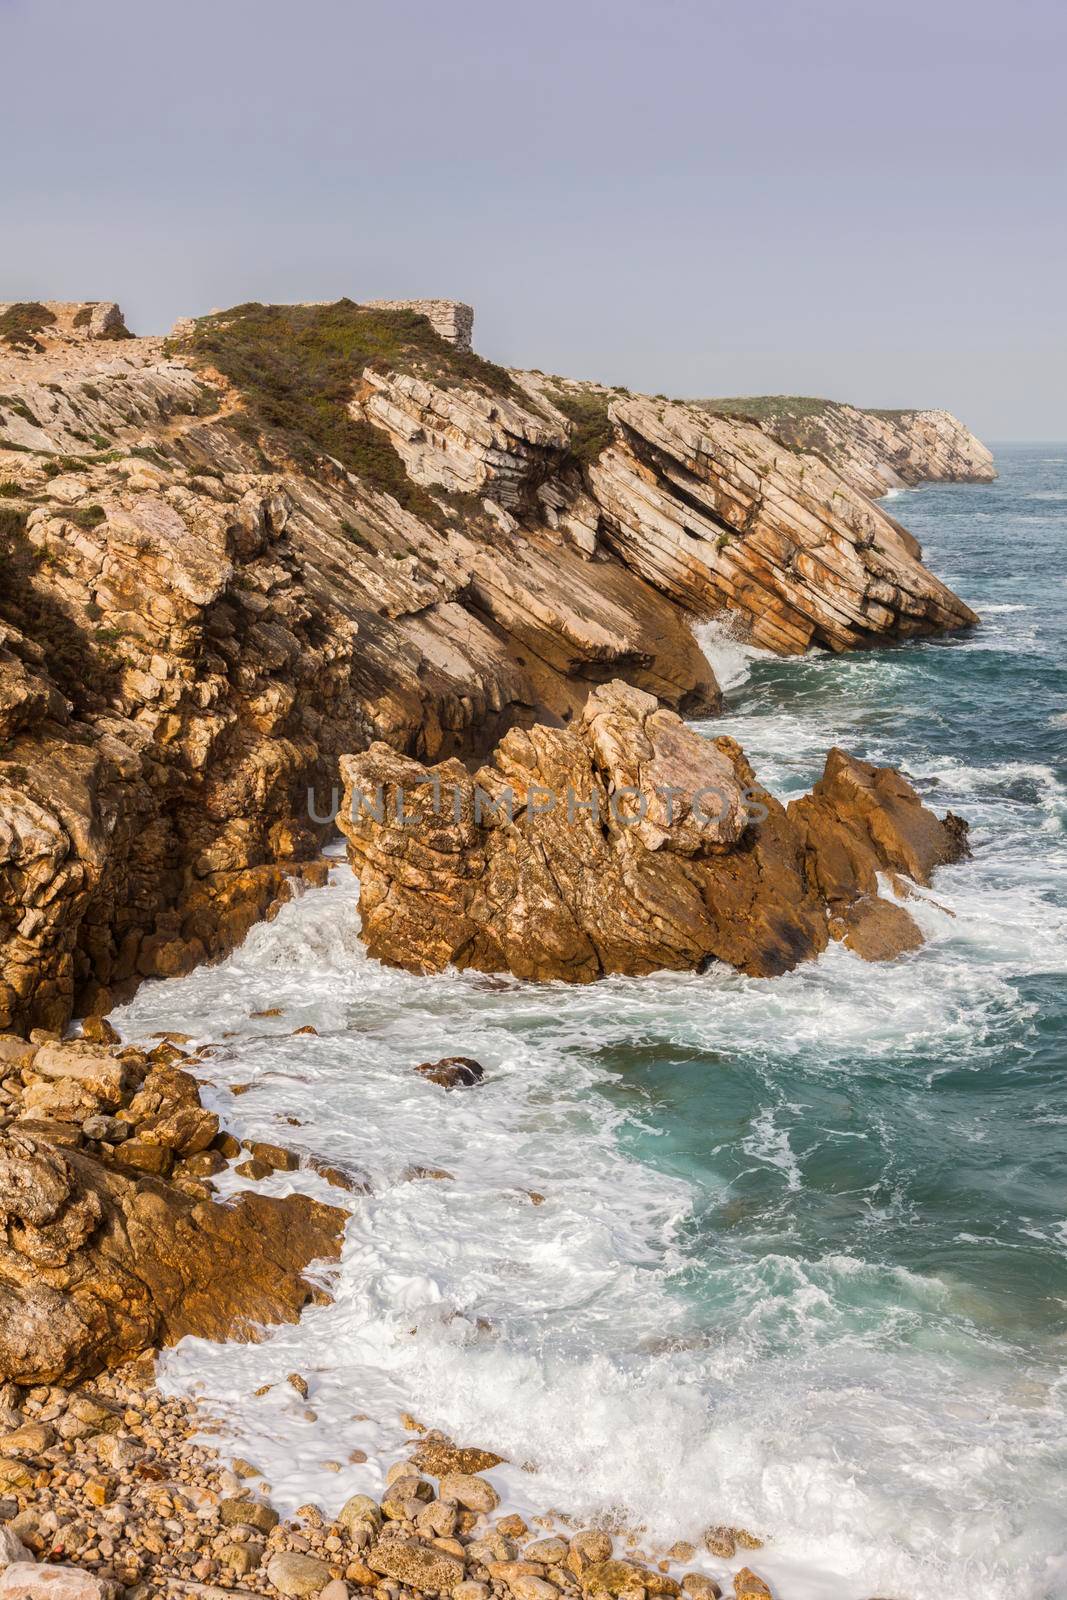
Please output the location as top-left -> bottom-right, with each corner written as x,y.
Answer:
266,1551 -> 333,1596
438,1473 -> 500,1514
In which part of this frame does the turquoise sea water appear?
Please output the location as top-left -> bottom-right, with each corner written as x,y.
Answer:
116,445 -> 1067,1599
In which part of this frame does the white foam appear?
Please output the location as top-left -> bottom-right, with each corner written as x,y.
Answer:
692,618 -> 776,694
109,486 -> 1067,1600
112,829 -> 1067,1600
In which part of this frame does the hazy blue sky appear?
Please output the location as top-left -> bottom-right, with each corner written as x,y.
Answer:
3,0 -> 1065,438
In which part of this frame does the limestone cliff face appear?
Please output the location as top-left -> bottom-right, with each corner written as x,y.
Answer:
0,296 -> 980,1029
0,301 -> 711,1030
691,395 -> 996,497
589,397 -> 978,653
354,367 -> 568,504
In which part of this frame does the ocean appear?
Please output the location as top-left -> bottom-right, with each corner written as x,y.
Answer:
113,443 -> 1067,1599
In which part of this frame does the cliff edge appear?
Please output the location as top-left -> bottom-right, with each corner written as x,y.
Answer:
692,394 -> 996,498
0,296 -> 979,1030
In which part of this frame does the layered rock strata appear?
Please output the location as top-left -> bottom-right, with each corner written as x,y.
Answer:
692,395 -> 997,496
0,303 -> 712,1032
0,295 -> 980,1030
338,680 -> 969,982
589,399 -> 979,653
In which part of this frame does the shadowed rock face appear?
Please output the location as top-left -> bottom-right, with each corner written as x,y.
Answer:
339,681 -> 969,982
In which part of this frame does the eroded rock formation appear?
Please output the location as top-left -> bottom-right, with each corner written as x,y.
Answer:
0,294 -> 979,1030
0,1035 -> 345,1385
589,398 -> 979,653
691,394 -> 997,496
338,681 -> 969,982
0,301 -> 712,1031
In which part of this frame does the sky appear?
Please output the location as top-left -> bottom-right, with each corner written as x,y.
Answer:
3,0 -> 1065,439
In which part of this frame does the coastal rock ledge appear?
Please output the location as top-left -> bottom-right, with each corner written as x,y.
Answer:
339,680 -> 969,981
0,1035 -> 346,1386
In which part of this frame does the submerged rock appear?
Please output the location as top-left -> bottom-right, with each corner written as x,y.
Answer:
731,1572 -> 773,1600
340,681 -> 968,983
408,1439 -> 504,1476
414,1057 -> 486,1089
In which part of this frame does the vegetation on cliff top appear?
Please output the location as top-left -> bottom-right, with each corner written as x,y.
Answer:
547,384 -> 616,469
693,394 -> 919,424
688,394 -> 907,461
0,302 -> 57,353
178,300 -> 523,520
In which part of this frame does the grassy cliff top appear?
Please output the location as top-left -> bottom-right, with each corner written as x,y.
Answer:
690,394 -> 918,423
175,299 -> 523,515
0,301 -> 58,352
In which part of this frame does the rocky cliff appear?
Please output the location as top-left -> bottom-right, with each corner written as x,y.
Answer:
0,296 -> 980,1030
338,680 -> 969,983
692,394 -> 996,498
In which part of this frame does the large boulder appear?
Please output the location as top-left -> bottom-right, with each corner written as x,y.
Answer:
339,681 -> 968,982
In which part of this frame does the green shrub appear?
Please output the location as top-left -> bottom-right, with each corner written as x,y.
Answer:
0,301 -> 57,351
0,396 -> 41,427
547,385 -> 615,469
0,505 -> 27,540
178,300 -> 523,522
130,444 -> 169,467
69,503 -> 107,529
338,519 -> 372,551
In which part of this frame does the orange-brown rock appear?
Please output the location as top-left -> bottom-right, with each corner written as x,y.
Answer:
339,681 -> 968,981
0,301 -> 715,1033
0,1124 -> 344,1385
791,745 -> 969,955
0,295 -> 978,1032
589,397 -> 978,654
